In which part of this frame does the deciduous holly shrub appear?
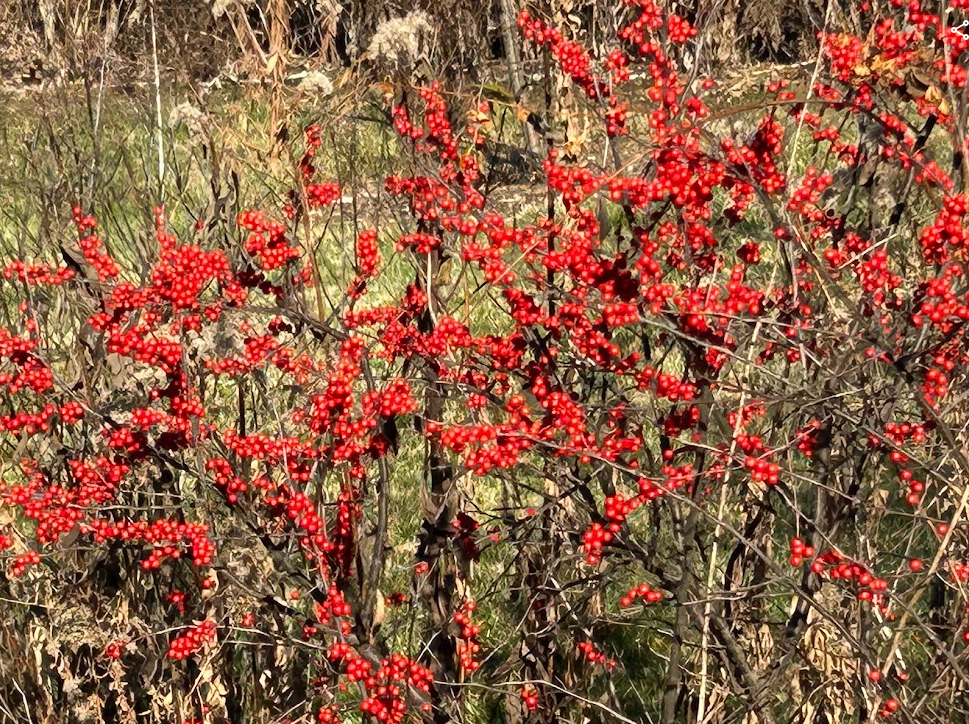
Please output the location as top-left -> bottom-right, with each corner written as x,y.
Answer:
4,1 -> 969,722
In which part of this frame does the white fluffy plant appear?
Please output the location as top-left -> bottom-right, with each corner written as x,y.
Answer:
365,11 -> 436,73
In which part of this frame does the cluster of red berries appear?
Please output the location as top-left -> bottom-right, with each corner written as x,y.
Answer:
361,378 -> 418,418
3,260 -> 75,286
518,10 -> 629,135
950,561 -> 969,582
82,519 -> 215,569
822,32 -> 867,82
722,116 -> 787,195
149,215 -> 234,312
104,640 -> 125,660
665,13 -> 697,44
454,600 -> 482,673
635,462 -> 695,501
0,328 -> 53,398
316,706 -> 340,723
620,583 -> 663,607
1,458 -> 128,554
816,554 -> 890,607
325,486 -> 361,580
238,209 -> 301,270
72,206 -> 120,280
795,420 -> 823,457
206,457 -> 249,504
394,232 -> 440,254
167,590 -> 187,614
329,644 -> 434,724
788,537 -> 818,569
11,549 -> 41,576
577,640 -> 616,669
167,619 -> 216,660
355,228 -> 380,280
580,521 -> 615,565
305,182 -> 340,207
744,452 -> 780,485
876,697 -> 902,719
521,686 -> 540,711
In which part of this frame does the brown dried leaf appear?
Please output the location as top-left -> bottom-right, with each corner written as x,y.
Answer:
376,81 -> 395,103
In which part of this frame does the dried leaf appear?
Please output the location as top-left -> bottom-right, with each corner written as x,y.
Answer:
869,55 -> 899,77
373,590 -> 386,628
376,81 -> 395,103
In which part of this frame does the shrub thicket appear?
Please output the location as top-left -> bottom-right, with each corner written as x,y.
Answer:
2,2 -> 969,724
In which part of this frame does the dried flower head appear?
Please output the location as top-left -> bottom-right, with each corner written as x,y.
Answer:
299,70 -> 334,97
365,11 -> 435,71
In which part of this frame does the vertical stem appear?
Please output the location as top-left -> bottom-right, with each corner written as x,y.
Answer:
500,0 -> 540,156
697,320 -> 764,723
543,52 -> 556,317
415,244 -> 464,723
149,2 -> 165,203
